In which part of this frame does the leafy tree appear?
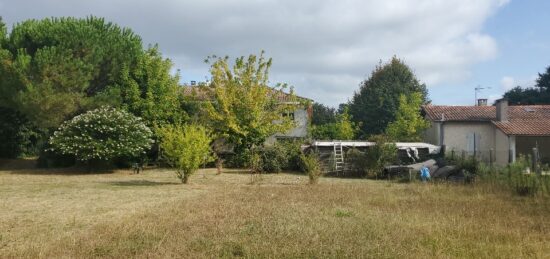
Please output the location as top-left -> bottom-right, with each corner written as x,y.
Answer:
300,152 -> 322,184
158,124 -> 213,184
0,107 -> 42,158
503,66 -> 550,105
204,52 -> 296,156
311,102 -> 336,125
349,57 -> 428,138
502,86 -> 546,105
385,92 -> 430,142
0,17 -> 143,128
49,107 -> 153,166
119,46 -> 186,128
536,66 -> 550,92
366,135 -> 397,178
311,108 -> 357,140
0,16 -> 186,134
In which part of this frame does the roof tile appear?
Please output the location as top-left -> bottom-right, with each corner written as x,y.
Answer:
422,105 -> 550,136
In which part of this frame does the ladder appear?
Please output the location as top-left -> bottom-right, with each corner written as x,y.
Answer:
333,141 -> 344,173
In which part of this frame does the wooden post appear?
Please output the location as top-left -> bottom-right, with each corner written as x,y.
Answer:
489,148 -> 495,167
532,148 -> 541,175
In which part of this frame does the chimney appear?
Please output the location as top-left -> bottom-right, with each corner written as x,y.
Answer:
477,98 -> 488,106
496,98 -> 508,122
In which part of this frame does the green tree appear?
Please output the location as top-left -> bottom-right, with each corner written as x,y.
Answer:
349,57 -> 428,138
0,17 -> 143,128
204,52 -> 296,155
311,108 -> 357,140
49,107 -> 153,167
0,16 -> 186,132
536,66 -> 550,92
158,124 -> 213,184
0,107 -> 42,158
119,46 -> 186,128
311,102 -> 336,125
366,135 -> 397,178
503,66 -> 550,105
385,92 -> 430,142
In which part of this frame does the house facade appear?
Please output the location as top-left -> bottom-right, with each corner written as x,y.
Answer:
422,99 -> 550,165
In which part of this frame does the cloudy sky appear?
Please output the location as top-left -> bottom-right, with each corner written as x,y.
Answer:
1,0 -> 549,106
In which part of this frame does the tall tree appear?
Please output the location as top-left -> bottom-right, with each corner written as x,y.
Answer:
119,46 -> 186,128
536,66 -> 550,92
204,52 -> 296,152
311,107 -> 357,140
385,92 -> 429,142
311,102 -> 337,125
349,57 -> 428,138
0,16 -> 186,130
502,66 -> 550,105
0,17 -> 143,128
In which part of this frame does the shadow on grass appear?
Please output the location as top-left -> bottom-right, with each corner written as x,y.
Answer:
106,180 -> 180,187
6,167 -> 116,175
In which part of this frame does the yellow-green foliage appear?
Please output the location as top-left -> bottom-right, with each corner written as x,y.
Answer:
204,52 -> 295,149
386,92 -> 430,142
158,124 -> 213,183
311,107 -> 357,140
300,153 -> 322,184
366,135 -> 397,177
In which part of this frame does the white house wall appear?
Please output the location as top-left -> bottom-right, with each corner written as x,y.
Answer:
495,128 -> 510,166
441,122 -> 496,161
266,108 -> 309,144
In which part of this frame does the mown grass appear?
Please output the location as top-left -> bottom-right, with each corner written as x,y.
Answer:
1,164 -> 549,258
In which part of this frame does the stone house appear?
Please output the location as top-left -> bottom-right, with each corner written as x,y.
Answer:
422,99 -> 550,165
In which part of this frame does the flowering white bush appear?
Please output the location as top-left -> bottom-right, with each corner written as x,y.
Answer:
49,107 -> 153,162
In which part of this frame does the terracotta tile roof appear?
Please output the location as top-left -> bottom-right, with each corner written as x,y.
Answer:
422,105 -> 550,136
422,105 -> 496,121
493,120 -> 550,136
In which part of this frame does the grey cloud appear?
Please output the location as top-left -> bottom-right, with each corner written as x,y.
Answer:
1,0 -> 508,106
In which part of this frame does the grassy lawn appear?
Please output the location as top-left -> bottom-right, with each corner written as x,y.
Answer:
1,162 -> 549,258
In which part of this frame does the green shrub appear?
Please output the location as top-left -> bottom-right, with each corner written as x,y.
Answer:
474,155 -> 550,197
158,124 -> 213,183
345,148 -> 368,177
231,140 -> 304,173
225,148 -> 252,168
276,140 -> 303,171
300,152 -> 322,184
49,107 -> 153,167
0,107 -> 43,158
366,135 -> 397,178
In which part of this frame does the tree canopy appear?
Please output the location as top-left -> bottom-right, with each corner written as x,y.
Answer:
385,92 -> 429,142
311,102 -> 337,125
203,52 -> 296,151
348,57 -> 428,138
0,16 -> 185,130
311,107 -> 357,140
503,66 -> 550,105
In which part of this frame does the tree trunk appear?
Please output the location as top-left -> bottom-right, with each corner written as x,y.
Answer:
183,173 -> 189,184
216,158 -> 223,175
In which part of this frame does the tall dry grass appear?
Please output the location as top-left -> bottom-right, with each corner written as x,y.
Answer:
1,167 -> 549,258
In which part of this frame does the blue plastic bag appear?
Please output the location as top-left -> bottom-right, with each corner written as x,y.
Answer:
420,166 -> 431,182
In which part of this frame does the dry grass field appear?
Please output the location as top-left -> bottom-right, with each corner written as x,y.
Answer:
1,160 -> 549,258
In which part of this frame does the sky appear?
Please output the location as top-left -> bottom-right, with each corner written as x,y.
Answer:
1,0 -> 549,107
